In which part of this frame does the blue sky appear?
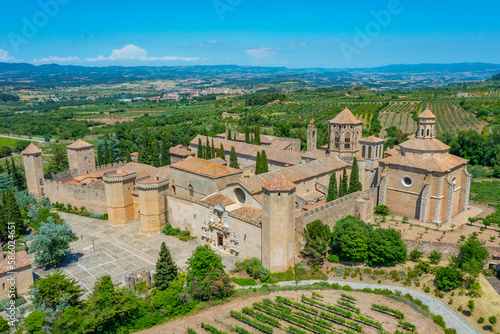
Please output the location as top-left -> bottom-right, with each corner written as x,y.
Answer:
0,0 -> 499,68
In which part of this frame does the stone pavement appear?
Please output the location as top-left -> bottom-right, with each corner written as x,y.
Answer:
30,212 -> 239,293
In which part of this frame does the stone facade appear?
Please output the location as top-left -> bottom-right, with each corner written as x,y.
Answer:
328,108 -> 363,156
307,119 -> 317,151
66,139 -> 96,175
22,143 -> 44,200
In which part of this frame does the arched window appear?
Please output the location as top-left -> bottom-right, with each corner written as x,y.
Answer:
427,129 -> 430,136
368,146 -> 372,159
334,133 -> 340,149
362,145 -> 366,158
421,129 -> 424,136
188,184 -> 194,197
171,185 -> 176,195
344,133 -> 351,149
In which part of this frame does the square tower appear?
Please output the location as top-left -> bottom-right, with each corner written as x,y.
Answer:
261,173 -> 296,273
66,139 -> 96,175
22,143 -> 44,199
307,119 -> 317,151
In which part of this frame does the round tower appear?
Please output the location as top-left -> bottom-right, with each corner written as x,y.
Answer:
136,177 -> 169,234
103,171 -> 137,225
261,173 -> 296,273
416,107 -> 437,139
22,143 -> 44,199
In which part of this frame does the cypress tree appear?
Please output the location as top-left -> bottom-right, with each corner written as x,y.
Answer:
245,127 -> 250,143
153,242 -> 178,291
261,150 -> 269,173
255,125 -> 261,145
218,144 -> 225,159
2,188 -> 24,238
211,139 -> 216,159
161,141 -> 171,166
326,172 -> 338,202
339,167 -> 349,198
205,138 -> 211,160
227,129 -> 232,141
255,151 -> 262,175
9,158 -> 24,190
348,157 -> 362,193
96,144 -> 102,166
104,140 -> 112,164
197,138 -> 203,158
229,147 -> 238,169
151,140 -> 160,167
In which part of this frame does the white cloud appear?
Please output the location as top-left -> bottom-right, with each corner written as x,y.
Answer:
0,49 -> 15,62
86,44 -> 200,62
32,56 -> 81,64
245,47 -> 278,60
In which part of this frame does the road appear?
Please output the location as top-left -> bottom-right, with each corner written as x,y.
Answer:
0,133 -> 55,143
240,280 -> 480,334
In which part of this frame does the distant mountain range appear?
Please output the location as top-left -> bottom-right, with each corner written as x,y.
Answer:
1,61 -> 499,88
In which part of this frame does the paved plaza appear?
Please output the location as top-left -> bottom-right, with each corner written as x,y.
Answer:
29,212 -> 239,292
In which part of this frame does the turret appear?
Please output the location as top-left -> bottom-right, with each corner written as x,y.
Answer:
22,143 -> 44,199
416,107 -> 437,139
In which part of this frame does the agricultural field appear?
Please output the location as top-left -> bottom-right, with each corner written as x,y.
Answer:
145,290 -> 443,334
378,101 -> 487,136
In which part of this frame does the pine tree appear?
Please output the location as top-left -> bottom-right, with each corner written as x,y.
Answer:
2,188 -> 24,238
160,141 -> 171,166
255,125 -> 261,145
261,150 -> 268,173
197,138 -> 203,158
348,157 -> 362,194
326,172 -> 338,202
255,151 -> 262,175
229,147 -> 238,169
339,167 -> 349,198
245,127 -> 250,143
153,242 -> 178,291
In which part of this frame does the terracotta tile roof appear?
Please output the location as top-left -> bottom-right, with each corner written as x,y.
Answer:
301,149 -> 327,160
419,107 -> 436,119
268,141 -> 292,150
379,153 -> 468,172
0,251 -> 31,274
191,135 -> 302,166
170,157 -> 241,178
231,205 -> 262,220
240,155 -> 348,194
208,157 -> 228,165
66,139 -> 94,150
360,136 -> 385,144
170,145 -> 195,157
384,148 -> 400,156
262,173 -> 296,191
21,143 -> 42,155
202,193 -> 235,206
329,108 -> 363,125
130,152 -> 139,156
399,138 -> 450,151
72,162 -> 170,184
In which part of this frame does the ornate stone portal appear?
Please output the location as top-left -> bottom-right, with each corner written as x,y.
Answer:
201,204 -> 239,255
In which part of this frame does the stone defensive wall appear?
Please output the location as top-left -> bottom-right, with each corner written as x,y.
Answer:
43,179 -> 107,214
294,187 -> 378,233
404,239 -> 500,261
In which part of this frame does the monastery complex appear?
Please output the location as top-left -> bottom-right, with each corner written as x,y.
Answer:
22,108 -> 471,272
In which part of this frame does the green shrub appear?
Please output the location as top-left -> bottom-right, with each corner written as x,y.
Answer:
432,315 -> 446,328
162,222 -> 180,236
328,254 -> 340,263
375,205 -> 390,215
410,249 -> 423,261
230,278 -> 257,286
477,317 -> 484,324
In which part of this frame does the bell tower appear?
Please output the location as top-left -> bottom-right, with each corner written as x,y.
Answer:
307,119 -> 317,151
416,107 -> 437,139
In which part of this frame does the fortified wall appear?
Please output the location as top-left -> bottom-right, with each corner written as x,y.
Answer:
43,180 -> 107,214
295,187 -> 378,234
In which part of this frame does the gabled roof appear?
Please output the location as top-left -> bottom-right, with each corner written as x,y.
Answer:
418,107 -> 436,119
170,157 -> 241,178
66,139 -> 94,150
329,108 -> 363,125
379,153 -> 467,172
21,143 -> 42,155
0,251 -> 31,274
170,145 -> 195,157
202,193 -> 235,207
360,136 -> 385,144
262,173 -> 296,191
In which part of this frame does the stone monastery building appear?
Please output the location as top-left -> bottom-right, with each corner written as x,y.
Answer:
22,107 -> 470,272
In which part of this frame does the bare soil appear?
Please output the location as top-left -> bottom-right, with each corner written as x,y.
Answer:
139,289 -> 443,334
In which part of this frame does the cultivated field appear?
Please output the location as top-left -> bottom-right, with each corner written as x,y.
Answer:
141,289 -> 442,334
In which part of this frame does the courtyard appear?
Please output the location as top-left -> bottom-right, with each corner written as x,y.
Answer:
29,212 -> 239,292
